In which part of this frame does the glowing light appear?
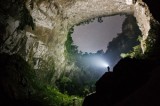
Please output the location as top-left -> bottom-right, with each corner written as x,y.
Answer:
101,62 -> 109,68
91,56 -> 109,68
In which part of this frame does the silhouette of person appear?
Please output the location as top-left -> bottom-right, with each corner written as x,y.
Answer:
107,66 -> 110,72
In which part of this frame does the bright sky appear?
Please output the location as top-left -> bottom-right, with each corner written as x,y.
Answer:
72,15 -> 126,53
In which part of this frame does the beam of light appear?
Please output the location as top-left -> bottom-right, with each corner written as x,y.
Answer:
101,62 -> 109,68
90,56 -> 109,68
97,60 -> 109,68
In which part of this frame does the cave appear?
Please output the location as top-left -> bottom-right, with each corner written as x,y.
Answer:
0,0 -> 155,75
0,0 -> 160,106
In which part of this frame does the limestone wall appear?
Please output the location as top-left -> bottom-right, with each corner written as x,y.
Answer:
0,0 -> 156,80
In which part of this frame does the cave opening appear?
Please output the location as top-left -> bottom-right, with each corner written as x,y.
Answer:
1,0 -> 160,106
59,14 -> 142,97
69,14 -> 142,68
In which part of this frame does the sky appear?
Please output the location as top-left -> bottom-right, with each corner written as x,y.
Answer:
72,15 -> 126,53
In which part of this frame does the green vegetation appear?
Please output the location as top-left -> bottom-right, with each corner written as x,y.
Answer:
76,18 -> 95,26
55,66 -> 100,96
75,15 -> 109,26
121,44 -> 143,58
106,15 -> 142,66
0,53 -> 82,106
1,0 -> 160,105
63,15 -> 142,97
64,25 -> 104,96
65,27 -> 78,61
121,20 -> 160,59
144,20 -> 160,58
120,35 -> 143,58
31,69 -> 83,106
31,84 -> 82,106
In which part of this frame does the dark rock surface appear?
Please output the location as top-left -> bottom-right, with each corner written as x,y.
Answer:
83,1 -> 160,105
143,0 -> 160,23
0,53 -> 42,106
83,58 -> 160,106
114,66 -> 160,106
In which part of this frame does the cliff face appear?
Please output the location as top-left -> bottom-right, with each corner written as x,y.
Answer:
0,0 -> 158,80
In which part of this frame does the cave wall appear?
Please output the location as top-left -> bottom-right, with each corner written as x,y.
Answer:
0,0 -> 158,80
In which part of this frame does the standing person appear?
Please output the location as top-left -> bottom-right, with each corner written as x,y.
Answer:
107,66 -> 110,72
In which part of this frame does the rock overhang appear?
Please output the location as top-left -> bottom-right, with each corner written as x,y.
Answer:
0,0 -> 159,78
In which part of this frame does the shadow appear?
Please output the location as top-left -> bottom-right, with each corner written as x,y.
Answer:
83,57 -> 160,106
0,53 -> 44,106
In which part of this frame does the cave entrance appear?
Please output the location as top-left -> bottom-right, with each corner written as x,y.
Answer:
59,14 -> 142,96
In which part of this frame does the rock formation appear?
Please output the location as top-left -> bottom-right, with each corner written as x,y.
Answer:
0,0 -> 158,80
0,0 -> 160,105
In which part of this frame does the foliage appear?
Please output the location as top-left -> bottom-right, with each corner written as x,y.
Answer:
63,14 -> 142,96
76,18 -> 95,26
64,32 -> 103,96
31,84 -> 83,106
64,27 -> 106,96
55,67 -> 99,96
105,15 -> 142,66
61,43 -> 106,96
76,15 -> 108,26
144,20 -> 160,58
0,53 -> 82,106
31,63 -> 83,106
65,27 -> 78,61
120,20 -> 160,59
121,45 -> 143,58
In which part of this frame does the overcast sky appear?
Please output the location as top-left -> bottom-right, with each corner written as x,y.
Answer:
72,15 -> 126,53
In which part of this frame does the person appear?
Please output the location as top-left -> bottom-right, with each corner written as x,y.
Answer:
107,66 -> 110,72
